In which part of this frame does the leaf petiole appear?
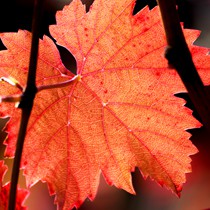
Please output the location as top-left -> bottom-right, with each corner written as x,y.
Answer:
37,74 -> 79,92
0,75 -> 79,105
0,76 -> 24,91
0,95 -> 21,104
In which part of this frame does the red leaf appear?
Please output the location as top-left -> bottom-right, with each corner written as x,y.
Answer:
0,161 -> 28,210
1,0 -> 208,209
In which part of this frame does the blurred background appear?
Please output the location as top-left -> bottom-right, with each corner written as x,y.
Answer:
1,0 -> 210,209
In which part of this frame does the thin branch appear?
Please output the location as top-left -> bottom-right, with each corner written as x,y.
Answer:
8,0 -> 44,209
157,0 -> 210,130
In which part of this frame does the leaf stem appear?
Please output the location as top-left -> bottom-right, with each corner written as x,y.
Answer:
8,0 -> 44,209
0,95 -> 21,103
157,0 -> 210,130
37,75 -> 79,92
0,76 -> 24,91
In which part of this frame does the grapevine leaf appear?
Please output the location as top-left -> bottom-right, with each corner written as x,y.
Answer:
1,0 -> 209,209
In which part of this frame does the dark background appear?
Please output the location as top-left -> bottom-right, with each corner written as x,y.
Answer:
1,0 -> 210,209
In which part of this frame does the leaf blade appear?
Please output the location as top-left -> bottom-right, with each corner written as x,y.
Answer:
0,0 -> 205,209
